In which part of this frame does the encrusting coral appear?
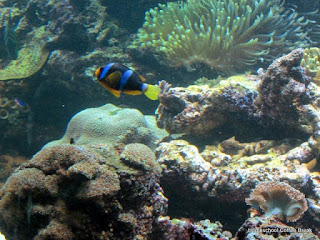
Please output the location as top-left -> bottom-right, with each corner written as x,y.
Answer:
245,181 -> 308,222
134,0 -> 309,72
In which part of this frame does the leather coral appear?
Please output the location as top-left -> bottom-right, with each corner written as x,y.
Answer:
245,181 -> 308,222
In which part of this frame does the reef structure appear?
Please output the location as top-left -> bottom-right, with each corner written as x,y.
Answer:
0,144 -> 167,240
156,49 -> 320,138
154,137 -> 320,234
156,138 -> 311,203
154,49 -> 320,234
255,48 -> 313,131
0,42 -> 49,81
156,75 -> 259,134
134,0 -> 310,72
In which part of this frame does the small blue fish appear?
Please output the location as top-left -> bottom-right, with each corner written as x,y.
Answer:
15,98 -> 25,108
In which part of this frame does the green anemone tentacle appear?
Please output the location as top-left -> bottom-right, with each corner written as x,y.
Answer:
133,0 -> 310,73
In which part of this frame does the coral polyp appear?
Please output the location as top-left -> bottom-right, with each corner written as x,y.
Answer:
134,0 -> 309,72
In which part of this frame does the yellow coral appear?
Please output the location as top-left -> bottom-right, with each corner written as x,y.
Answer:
0,44 -> 49,80
134,0 -> 309,72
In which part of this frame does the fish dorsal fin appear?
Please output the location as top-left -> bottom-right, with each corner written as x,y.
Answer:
107,71 -> 122,84
139,75 -> 146,82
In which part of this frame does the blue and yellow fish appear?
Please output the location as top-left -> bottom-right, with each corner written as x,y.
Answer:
95,63 -> 160,100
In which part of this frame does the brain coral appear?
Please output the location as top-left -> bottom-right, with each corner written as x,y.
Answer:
44,104 -> 160,149
134,0 -> 309,72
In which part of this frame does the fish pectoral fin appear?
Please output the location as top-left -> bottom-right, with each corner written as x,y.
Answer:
106,86 -> 121,97
108,71 -> 122,82
139,75 -> 146,82
123,90 -> 142,96
144,84 -> 161,100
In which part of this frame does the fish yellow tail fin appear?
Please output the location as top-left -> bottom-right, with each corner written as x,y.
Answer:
144,84 -> 161,100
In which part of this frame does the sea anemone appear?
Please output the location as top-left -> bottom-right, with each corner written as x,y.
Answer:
301,47 -> 320,83
245,181 -> 308,222
134,0 -> 309,72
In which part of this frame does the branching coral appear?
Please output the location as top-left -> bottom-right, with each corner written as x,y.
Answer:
134,0 -> 309,72
245,181 -> 308,222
